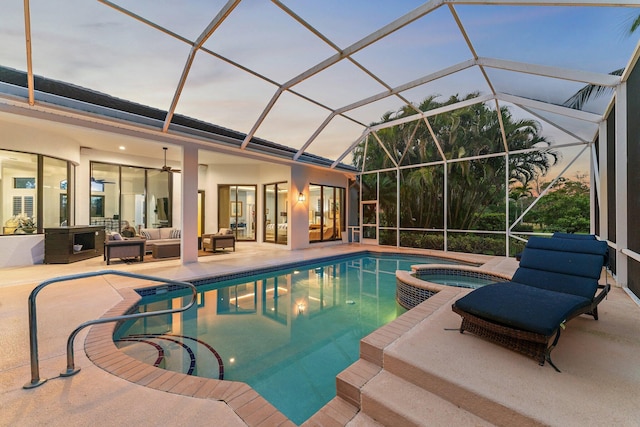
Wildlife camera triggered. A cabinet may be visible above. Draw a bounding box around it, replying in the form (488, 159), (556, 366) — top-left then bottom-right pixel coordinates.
(44, 226), (105, 264)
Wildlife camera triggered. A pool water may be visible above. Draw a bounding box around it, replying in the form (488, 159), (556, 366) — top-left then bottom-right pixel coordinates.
(116, 253), (457, 424)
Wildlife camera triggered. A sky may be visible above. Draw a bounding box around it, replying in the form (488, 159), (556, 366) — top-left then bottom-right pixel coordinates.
(1, 0), (639, 172)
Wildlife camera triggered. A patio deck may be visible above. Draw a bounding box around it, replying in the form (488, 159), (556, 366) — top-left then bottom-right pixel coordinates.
(1, 243), (638, 426)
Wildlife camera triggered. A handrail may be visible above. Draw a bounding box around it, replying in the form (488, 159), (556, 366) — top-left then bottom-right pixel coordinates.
(24, 270), (197, 389)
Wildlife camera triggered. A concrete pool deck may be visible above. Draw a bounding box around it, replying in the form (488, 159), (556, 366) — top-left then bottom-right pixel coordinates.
(1, 243), (638, 426)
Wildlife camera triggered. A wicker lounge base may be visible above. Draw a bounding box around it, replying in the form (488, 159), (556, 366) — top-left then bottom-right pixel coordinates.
(451, 305), (558, 369)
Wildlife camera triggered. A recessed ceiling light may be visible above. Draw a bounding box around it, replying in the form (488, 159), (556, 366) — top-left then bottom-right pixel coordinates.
(119, 146), (125, 150)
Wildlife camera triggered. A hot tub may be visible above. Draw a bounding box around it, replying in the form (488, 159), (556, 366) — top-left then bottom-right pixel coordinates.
(396, 264), (511, 309)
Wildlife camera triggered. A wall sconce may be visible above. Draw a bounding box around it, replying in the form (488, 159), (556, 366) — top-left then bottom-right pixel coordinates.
(297, 192), (306, 202)
(297, 303), (305, 315)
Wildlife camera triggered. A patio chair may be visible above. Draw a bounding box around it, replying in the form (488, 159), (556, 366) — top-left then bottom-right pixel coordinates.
(202, 228), (235, 252)
(452, 235), (609, 371)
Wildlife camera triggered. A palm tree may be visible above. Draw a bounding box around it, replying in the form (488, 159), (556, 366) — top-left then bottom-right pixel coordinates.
(564, 14), (639, 110)
(353, 93), (557, 231)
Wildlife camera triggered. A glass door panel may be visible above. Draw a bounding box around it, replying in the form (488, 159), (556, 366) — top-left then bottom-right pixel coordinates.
(121, 166), (145, 235)
(43, 157), (68, 228)
(91, 162), (120, 233)
(220, 184), (257, 241)
(264, 182), (287, 244)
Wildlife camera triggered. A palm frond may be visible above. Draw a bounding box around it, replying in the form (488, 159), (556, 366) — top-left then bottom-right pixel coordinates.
(563, 68), (624, 110)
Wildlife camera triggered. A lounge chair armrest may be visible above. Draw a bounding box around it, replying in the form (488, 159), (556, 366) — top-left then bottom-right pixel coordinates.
(593, 283), (610, 306)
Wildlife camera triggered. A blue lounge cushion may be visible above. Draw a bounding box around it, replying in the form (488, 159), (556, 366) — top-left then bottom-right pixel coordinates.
(453, 282), (592, 337)
(552, 232), (595, 240)
(526, 236), (608, 257)
(518, 248), (604, 280)
(512, 267), (598, 300)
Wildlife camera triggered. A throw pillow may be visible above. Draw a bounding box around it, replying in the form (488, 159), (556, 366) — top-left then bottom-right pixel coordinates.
(111, 232), (123, 240)
(140, 230), (151, 240)
(170, 229), (181, 239)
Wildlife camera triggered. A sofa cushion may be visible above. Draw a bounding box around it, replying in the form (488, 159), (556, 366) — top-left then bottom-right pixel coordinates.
(140, 228), (160, 240)
(159, 228), (175, 240)
(218, 228), (232, 235)
(453, 282), (592, 336)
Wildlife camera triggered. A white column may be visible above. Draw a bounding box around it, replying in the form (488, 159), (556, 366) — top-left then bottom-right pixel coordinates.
(181, 145), (199, 264)
(615, 83), (628, 287)
(598, 120), (608, 239)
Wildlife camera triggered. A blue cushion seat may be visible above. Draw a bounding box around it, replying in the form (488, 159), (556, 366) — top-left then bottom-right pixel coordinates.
(454, 282), (591, 337)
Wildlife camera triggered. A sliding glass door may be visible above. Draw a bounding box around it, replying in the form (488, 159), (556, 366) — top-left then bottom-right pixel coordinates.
(219, 185), (256, 241)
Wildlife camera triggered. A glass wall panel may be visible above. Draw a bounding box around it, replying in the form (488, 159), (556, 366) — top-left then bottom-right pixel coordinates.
(309, 184), (321, 232)
(379, 229), (397, 246)
(220, 184), (257, 241)
(120, 166), (145, 235)
(348, 178), (360, 227)
(147, 170), (171, 229)
(309, 184), (344, 243)
(277, 185), (288, 244)
(264, 182), (287, 244)
(379, 171), (397, 227)
(91, 162), (172, 234)
(448, 157), (505, 231)
(239, 186), (256, 241)
(361, 173), (377, 201)
(91, 162), (120, 232)
(42, 157), (68, 228)
(448, 232), (506, 256)
(1, 151), (38, 234)
(400, 166), (443, 228)
(399, 230), (444, 250)
(518, 146), (590, 234)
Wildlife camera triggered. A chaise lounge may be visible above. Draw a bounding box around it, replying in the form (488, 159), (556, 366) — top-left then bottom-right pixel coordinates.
(452, 235), (609, 371)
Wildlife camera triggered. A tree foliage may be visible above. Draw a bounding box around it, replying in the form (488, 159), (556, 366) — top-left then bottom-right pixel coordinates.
(525, 178), (590, 233)
(353, 93), (558, 231)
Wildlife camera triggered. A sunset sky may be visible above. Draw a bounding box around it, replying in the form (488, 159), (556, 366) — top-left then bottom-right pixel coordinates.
(1, 0), (639, 174)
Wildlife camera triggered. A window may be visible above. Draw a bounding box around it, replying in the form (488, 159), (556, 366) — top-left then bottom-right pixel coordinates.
(13, 177), (36, 189)
(1, 150), (72, 235)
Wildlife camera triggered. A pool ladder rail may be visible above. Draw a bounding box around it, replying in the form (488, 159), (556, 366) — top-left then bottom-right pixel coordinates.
(23, 270), (197, 389)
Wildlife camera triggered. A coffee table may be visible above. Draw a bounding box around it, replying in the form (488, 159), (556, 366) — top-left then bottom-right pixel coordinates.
(152, 241), (181, 259)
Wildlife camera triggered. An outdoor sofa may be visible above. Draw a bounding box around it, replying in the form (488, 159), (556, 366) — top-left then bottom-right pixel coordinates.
(452, 234), (609, 371)
(139, 227), (181, 253)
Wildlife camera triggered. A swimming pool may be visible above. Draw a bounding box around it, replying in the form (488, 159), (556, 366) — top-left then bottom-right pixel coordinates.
(115, 252), (458, 424)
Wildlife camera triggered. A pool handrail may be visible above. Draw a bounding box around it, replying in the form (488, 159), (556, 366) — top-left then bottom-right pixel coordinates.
(24, 270), (197, 389)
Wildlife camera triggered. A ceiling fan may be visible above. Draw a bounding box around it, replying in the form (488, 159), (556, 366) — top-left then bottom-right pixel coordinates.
(91, 177), (115, 184)
(161, 147), (181, 173)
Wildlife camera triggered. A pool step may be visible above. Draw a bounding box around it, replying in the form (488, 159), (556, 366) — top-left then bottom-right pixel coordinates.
(334, 286), (544, 426)
(360, 370), (493, 427)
